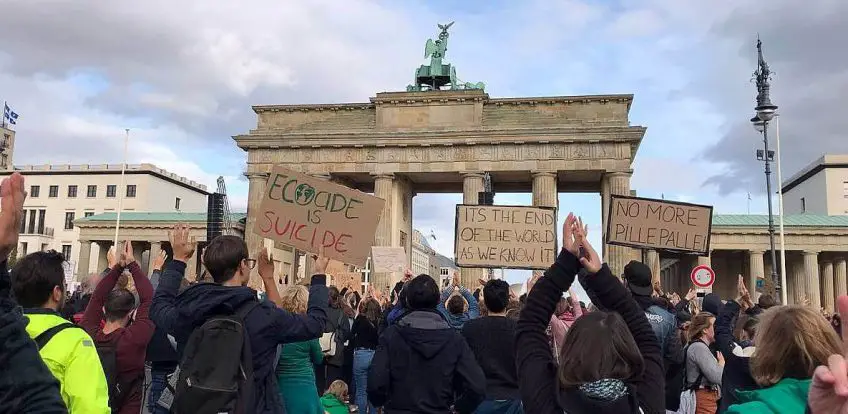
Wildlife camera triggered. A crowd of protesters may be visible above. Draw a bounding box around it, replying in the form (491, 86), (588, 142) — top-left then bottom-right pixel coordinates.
(3, 172), (848, 413)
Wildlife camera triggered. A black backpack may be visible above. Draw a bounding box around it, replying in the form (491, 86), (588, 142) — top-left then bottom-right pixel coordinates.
(95, 332), (141, 412)
(171, 300), (259, 414)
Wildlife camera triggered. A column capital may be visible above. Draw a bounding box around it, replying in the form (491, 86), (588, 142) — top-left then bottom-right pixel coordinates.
(804, 250), (822, 255)
(311, 173), (331, 180)
(605, 170), (633, 178)
(748, 249), (765, 255)
(244, 171), (269, 180)
(370, 173), (395, 180)
(531, 170), (557, 178)
(460, 171), (485, 179)
(78, 239), (92, 244)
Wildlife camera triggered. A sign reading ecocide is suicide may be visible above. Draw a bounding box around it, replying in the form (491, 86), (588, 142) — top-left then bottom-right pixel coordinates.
(455, 205), (557, 270)
(254, 166), (386, 267)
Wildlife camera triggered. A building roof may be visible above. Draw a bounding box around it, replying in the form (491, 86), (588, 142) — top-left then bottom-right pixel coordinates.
(782, 154), (848, 193)
(76, 212), (247, 223)
(713, 214), (848, 227)
(412, 229), (435, 250)
(7, 163), (210, 194)
(433, 253), (457, 269)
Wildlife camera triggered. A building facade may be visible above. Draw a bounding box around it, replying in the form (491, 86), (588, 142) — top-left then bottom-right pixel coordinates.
(433, 253), (458, 287)
(411, 229), (437, 277)
(2, 163), (208, 279)
(0, 126), (14, 171)
(782, 154), (848, 215)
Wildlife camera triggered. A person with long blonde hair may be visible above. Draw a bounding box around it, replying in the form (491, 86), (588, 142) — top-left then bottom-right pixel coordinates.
(684, 311), (724, 413)
(276, 285), (323, 414)
(728, 304), (842, 413)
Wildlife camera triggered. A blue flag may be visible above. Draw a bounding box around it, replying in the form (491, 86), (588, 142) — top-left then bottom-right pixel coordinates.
(3, 104), (19, 125)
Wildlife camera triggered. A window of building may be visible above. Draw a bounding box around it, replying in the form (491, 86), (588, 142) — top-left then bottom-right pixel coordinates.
(61, 244), (72, 259)
(86, 185), (97, 198)
(41, 243), (47, 252)
(106, 185), (116, 198)
(30, 185), (39, 198)
(64, 212), (75, 230)
(49, 185), (59, 198)
(20, 242), (27, 257)
(844, 181), (848, 199)
(84, 211), (95, 218)
(68, 185), (77, 198)
(27, 209), (36, 234)
(801, 197), (807, 213)
(175, 197), (181, 210)
(37, 210), (45, 234)
(19, 210), (26, 234)
(126, 185), (137, 198)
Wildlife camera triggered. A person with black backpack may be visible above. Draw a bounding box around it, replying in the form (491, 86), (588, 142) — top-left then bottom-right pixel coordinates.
(150, 224), (329, 414)
(80, 240), (155, 414)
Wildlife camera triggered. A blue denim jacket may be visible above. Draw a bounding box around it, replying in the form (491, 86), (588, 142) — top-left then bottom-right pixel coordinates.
(645, 305), (676, 356)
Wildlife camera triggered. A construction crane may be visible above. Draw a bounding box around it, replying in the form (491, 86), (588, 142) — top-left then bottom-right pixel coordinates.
(216, 176), (234, 235)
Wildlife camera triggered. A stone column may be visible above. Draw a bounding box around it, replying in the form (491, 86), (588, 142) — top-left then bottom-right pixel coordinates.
(821, 261), (835, 313)
(77, 240), (92, 281)
(604, 172), (634, 277)
(461, 172), (486, 287)
(748, 250), (765, 295)
(372, 174), (395, 292)
(836, 259), (848, 299)
(96, 241), (113, 272)
(532, 171), (558, 278)
(245, 172), (268, 289)
(600, 178), (610, 260)
(646, 249), (660, 285)
(147, 241), (161, 276)
(791, 258), (806, 305)
(186, 250), (198, 282)
(804, 251), (821, 309)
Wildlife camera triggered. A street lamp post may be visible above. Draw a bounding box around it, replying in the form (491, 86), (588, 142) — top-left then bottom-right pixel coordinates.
(750, 38), (780, 300)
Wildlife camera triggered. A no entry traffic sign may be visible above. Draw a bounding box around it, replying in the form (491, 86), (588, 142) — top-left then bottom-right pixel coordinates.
(690, 265), (715, 289)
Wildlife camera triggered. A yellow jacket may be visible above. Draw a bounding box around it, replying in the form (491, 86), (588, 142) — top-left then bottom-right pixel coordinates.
(24, 309), (111, 413)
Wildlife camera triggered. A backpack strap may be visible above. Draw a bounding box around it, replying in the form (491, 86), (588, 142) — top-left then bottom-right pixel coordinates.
(33, 323), (79, 350)
(683, 343), (706, 391)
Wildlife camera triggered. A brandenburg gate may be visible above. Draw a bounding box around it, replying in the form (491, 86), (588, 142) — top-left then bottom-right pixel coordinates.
(234, 23), (647, 291)
(235, 88), (646, 290)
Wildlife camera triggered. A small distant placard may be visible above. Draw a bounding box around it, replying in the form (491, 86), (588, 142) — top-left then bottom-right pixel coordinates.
(333, 272), (362, 293)
(326, 260), (348, 276)
(254, 166), (386, 267)
(371, 247), (408, 273)
(454, 205), (557, 270)
(606, 195), (713, 255)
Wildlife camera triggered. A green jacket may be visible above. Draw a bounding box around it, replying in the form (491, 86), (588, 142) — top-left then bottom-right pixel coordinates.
(320, 394), (348, 414)
(726, 378), (810, 414)
(25, 310), (111, 413)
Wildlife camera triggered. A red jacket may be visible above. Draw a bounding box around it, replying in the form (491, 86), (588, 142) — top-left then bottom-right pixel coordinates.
(81, 261), (155, 414)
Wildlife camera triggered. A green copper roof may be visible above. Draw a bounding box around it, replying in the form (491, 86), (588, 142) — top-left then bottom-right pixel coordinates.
(712, 214), (848, 227)
(76, 212), (246, 223)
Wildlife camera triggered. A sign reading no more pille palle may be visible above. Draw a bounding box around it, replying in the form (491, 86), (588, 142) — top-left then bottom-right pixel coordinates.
(606, 195), (713, 256)
(455, 205), (558, 270)
(254, 166), (386, 267)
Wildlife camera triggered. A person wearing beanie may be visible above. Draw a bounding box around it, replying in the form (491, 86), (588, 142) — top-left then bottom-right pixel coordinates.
(623, 260), (685, 411)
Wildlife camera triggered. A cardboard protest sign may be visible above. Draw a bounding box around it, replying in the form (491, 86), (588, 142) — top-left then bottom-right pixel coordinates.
(454, 205), (557, 270)
(254, 166), (386, 267)
(371, 247), (408, 273)
(606, 195), (713, 255)
(333, 272), (362, 293)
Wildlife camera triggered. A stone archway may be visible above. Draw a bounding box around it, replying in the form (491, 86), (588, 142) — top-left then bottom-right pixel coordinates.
(235, 89), (646, 290)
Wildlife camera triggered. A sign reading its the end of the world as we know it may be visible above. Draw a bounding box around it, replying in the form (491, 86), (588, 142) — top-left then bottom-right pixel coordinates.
(455, 205), (558, 270)
(606, 195), (713, 255)
(254, 166), (386, 267)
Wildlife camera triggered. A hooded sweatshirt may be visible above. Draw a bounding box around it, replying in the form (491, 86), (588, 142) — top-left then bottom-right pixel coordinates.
(725, 378), (811, 414)
(150, 260), (329, 414)
(367, 309), (486, 413)
(319, 394), (348, 414)
(437, 286), (479, 330)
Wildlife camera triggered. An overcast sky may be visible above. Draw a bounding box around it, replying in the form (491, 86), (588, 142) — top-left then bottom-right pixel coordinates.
(2, 0), (846, 286)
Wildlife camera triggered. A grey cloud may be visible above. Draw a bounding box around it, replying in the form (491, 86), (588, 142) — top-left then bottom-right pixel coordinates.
(695, 0), (848, 193)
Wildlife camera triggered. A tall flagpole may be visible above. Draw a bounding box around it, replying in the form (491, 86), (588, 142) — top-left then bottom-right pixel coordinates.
(775, 115), (787, 304)
(1, 101), (6, 129)
(114, 129), (129, 248)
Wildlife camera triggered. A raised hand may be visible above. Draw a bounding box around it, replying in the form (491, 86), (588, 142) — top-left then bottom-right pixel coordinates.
(107, 246), (118, 269)
(809, 295), (848, 413)
(168, 224), (196, 263)
(121, 240), (135, 266)
(685, 288), (697, 302)
(0, 173), (26, 260)
(575, 227), (602, 274)
(562, 213), (579, 257)
(403, 268), (414, 281)
(153, 250), (167, 271)
(258, 247), (275, 280)
(312, 246), (329, 275)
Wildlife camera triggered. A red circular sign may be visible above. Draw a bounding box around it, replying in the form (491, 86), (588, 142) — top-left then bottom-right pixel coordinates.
(690, 265), (715, 288)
